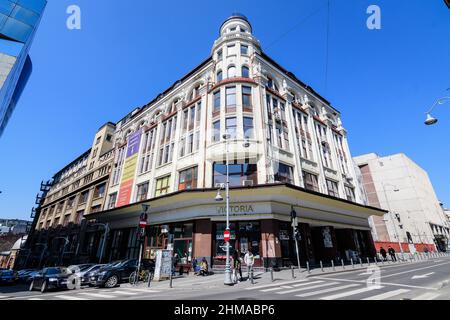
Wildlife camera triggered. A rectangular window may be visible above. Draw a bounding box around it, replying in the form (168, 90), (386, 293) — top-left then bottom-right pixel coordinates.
(155, 176), (171, 197)
(75, 210), (85, 224)
(345, 186), (356, 202)
(302, 171), (319, 192)
(226, 87), (236, 112)
(241, 44), (248, 55)
(108, 193), (117, 209)
(242, 86), (252, 111)
(243, 117), (254, 139)
(226, 117), (237, 139)
(67, 197), (75, 209)
(178, 166), (198, 190)
(79, 190), (89, 204)
(213, 91), (221, 115)
(179, 137), (186, 157)
(136, 182), (149, 202)
(217, 49), (223, 60)
(213, 120), (221, 142)
(274, 163), (293, 184)
(187, 133), (194, 154)
(326, 179), (339, 197)
(93, 183), (106, 198)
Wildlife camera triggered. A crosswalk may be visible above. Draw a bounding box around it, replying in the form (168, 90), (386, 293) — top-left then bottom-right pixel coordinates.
(247, 279), (441, 300)
(21, 287), (162, 301)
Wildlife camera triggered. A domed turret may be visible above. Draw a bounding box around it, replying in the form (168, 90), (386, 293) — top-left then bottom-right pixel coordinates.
(219, 13), (252, 36)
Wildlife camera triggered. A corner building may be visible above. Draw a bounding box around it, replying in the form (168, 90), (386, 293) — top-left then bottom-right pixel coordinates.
(86, 15), (384, 268)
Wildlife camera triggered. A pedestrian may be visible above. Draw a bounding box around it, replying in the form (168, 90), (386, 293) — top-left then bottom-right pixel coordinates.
(199, 257), (209, 276)
(192, 258), (200, 275)
(380, 247), (387, 261)
(232, 250), (243, 282)
(388, 246), (397, 261)
(244, 250), (254, 281)
(172, 253), (179, 276)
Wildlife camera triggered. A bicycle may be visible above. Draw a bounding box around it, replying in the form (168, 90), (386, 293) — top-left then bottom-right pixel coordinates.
(129, 269), (152, 285)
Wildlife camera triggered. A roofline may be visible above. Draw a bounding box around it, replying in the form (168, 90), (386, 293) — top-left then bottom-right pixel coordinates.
(52, 149), (91, 179)
(259, 51), (340, 114)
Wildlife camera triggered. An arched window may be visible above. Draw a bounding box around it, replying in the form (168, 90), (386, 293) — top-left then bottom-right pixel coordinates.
(190, 84), (202, 100)
(242, 66), (250, 78)
(217, 70), (223, 82)
(227, 66), (236, 78)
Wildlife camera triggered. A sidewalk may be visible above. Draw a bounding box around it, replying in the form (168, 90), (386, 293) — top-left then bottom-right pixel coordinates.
(137, 252), (450, 291)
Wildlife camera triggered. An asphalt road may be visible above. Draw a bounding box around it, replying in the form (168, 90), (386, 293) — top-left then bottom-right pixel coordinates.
(2, 255), (450, 300)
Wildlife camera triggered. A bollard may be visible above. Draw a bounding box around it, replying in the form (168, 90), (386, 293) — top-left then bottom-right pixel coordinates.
(270, 267), (274, 282)
(250, 267), (254, 284)
(341, 259), (345, 269)
(169, 272), (173, 288)
(306, 261), (310, 273)
(351, 258), (354, 269)
(320, 260), (324, 272)
(359, 258), (363, 268)
(367, 257), (370, 266)
(291, 265), (295, 279)
(331, 260), (335, 271)
(147, 272), (152, 288)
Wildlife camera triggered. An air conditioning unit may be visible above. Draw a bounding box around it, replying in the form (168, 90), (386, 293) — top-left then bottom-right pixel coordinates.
(242, 180), (254, 187)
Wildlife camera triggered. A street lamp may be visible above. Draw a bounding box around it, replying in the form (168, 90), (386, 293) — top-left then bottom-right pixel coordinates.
(381, 182), (405, 260)
(424, 95), (450, 126)
(214, 134), (250, 286)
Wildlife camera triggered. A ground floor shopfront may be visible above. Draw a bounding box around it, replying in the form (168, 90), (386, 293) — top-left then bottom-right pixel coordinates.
(89, 184), (385, 268)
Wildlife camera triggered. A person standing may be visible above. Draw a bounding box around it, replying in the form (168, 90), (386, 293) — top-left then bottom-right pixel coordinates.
(388, 246), (397, 261)
(232, 250), (243, 282)
(380, 247), (387, 261)
(244, 250), (254, 281)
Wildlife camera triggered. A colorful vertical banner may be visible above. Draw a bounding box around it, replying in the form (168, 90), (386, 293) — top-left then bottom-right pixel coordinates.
(116, 129), (142, 207)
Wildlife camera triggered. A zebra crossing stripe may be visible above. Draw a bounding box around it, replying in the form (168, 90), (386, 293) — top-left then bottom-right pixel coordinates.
(122, 288), (161, 293)
(362, 289), (410, 300)
(296, 284), (360, 298)
(260, 281), (323, 293)
(27, 298), (45, 300)
(0, 296), (9, 299)
(245, 279), (309, 290)
(77, 292), (116, 299)
(54, 295), (88, 300)
(412, 292), (441, 300)
(109, 290), (138, 295)
(276, 282), (339, 295)
(321, 286), (384, 300)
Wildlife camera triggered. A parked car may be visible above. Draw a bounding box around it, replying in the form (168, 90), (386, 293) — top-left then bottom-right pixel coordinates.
(75, 264), (104, 286)
(29, 267), (71, 293)
(0, 269), (18, 285)
(67, 264), (94, 274)
(17, 269), (40, 283)
(90, 259), (154, 288)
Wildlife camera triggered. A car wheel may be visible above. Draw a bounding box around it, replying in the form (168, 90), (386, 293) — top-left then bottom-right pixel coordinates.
(29, 280), (34, 291)
(40, 281), (47, 293)
(104, 275), (118, 288)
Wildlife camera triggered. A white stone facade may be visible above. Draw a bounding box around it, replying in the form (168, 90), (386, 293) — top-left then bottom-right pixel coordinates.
(104, 15), (365, 212)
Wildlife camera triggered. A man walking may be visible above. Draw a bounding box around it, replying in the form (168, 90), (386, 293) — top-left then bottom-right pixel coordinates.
(244, 250), (254, 281)
(380, 247), (387, 261)
(388, 246), (397, 262)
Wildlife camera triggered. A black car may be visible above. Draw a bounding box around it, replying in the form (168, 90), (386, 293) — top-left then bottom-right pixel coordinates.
(17, 269), (40, 283)
(0, 269), (18, 285)
(29, 267), (71, 293)
(76, 264), (104, 286)
(90, 259), (154, 288)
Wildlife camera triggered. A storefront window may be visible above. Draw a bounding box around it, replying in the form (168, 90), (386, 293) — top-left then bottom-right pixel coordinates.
(172, 223), (194, 263)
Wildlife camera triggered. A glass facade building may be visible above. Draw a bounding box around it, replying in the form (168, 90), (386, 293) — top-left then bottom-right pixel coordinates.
(0, 0), (46, 137)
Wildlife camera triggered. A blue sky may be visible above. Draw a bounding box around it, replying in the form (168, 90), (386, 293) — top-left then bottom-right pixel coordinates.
(0, 0), (449, 220)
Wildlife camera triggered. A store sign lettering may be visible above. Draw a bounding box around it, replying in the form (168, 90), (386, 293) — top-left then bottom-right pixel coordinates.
(216, 205), (254, 215)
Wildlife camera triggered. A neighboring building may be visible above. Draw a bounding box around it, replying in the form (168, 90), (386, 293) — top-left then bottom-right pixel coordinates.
(0, 218), (31, 234)
(0, 0), (47, 137)
(0, 235), (26, 269)
(19, 123), (116, 268)
(354, 153), (449, 253)
(22, 14), (384, 269)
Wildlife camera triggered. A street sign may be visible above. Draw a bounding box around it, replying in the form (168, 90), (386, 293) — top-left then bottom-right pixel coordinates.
(139, 220), (147, 228)
(224, 230), (231, 242)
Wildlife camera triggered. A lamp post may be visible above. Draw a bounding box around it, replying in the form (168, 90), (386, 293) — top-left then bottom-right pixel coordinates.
(290, 206), (301, 271)
(424, 94), (450, 126)
(381, 182), (405, 260)
(215, 133), (250, 286)
(136, 204), (150, 284)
